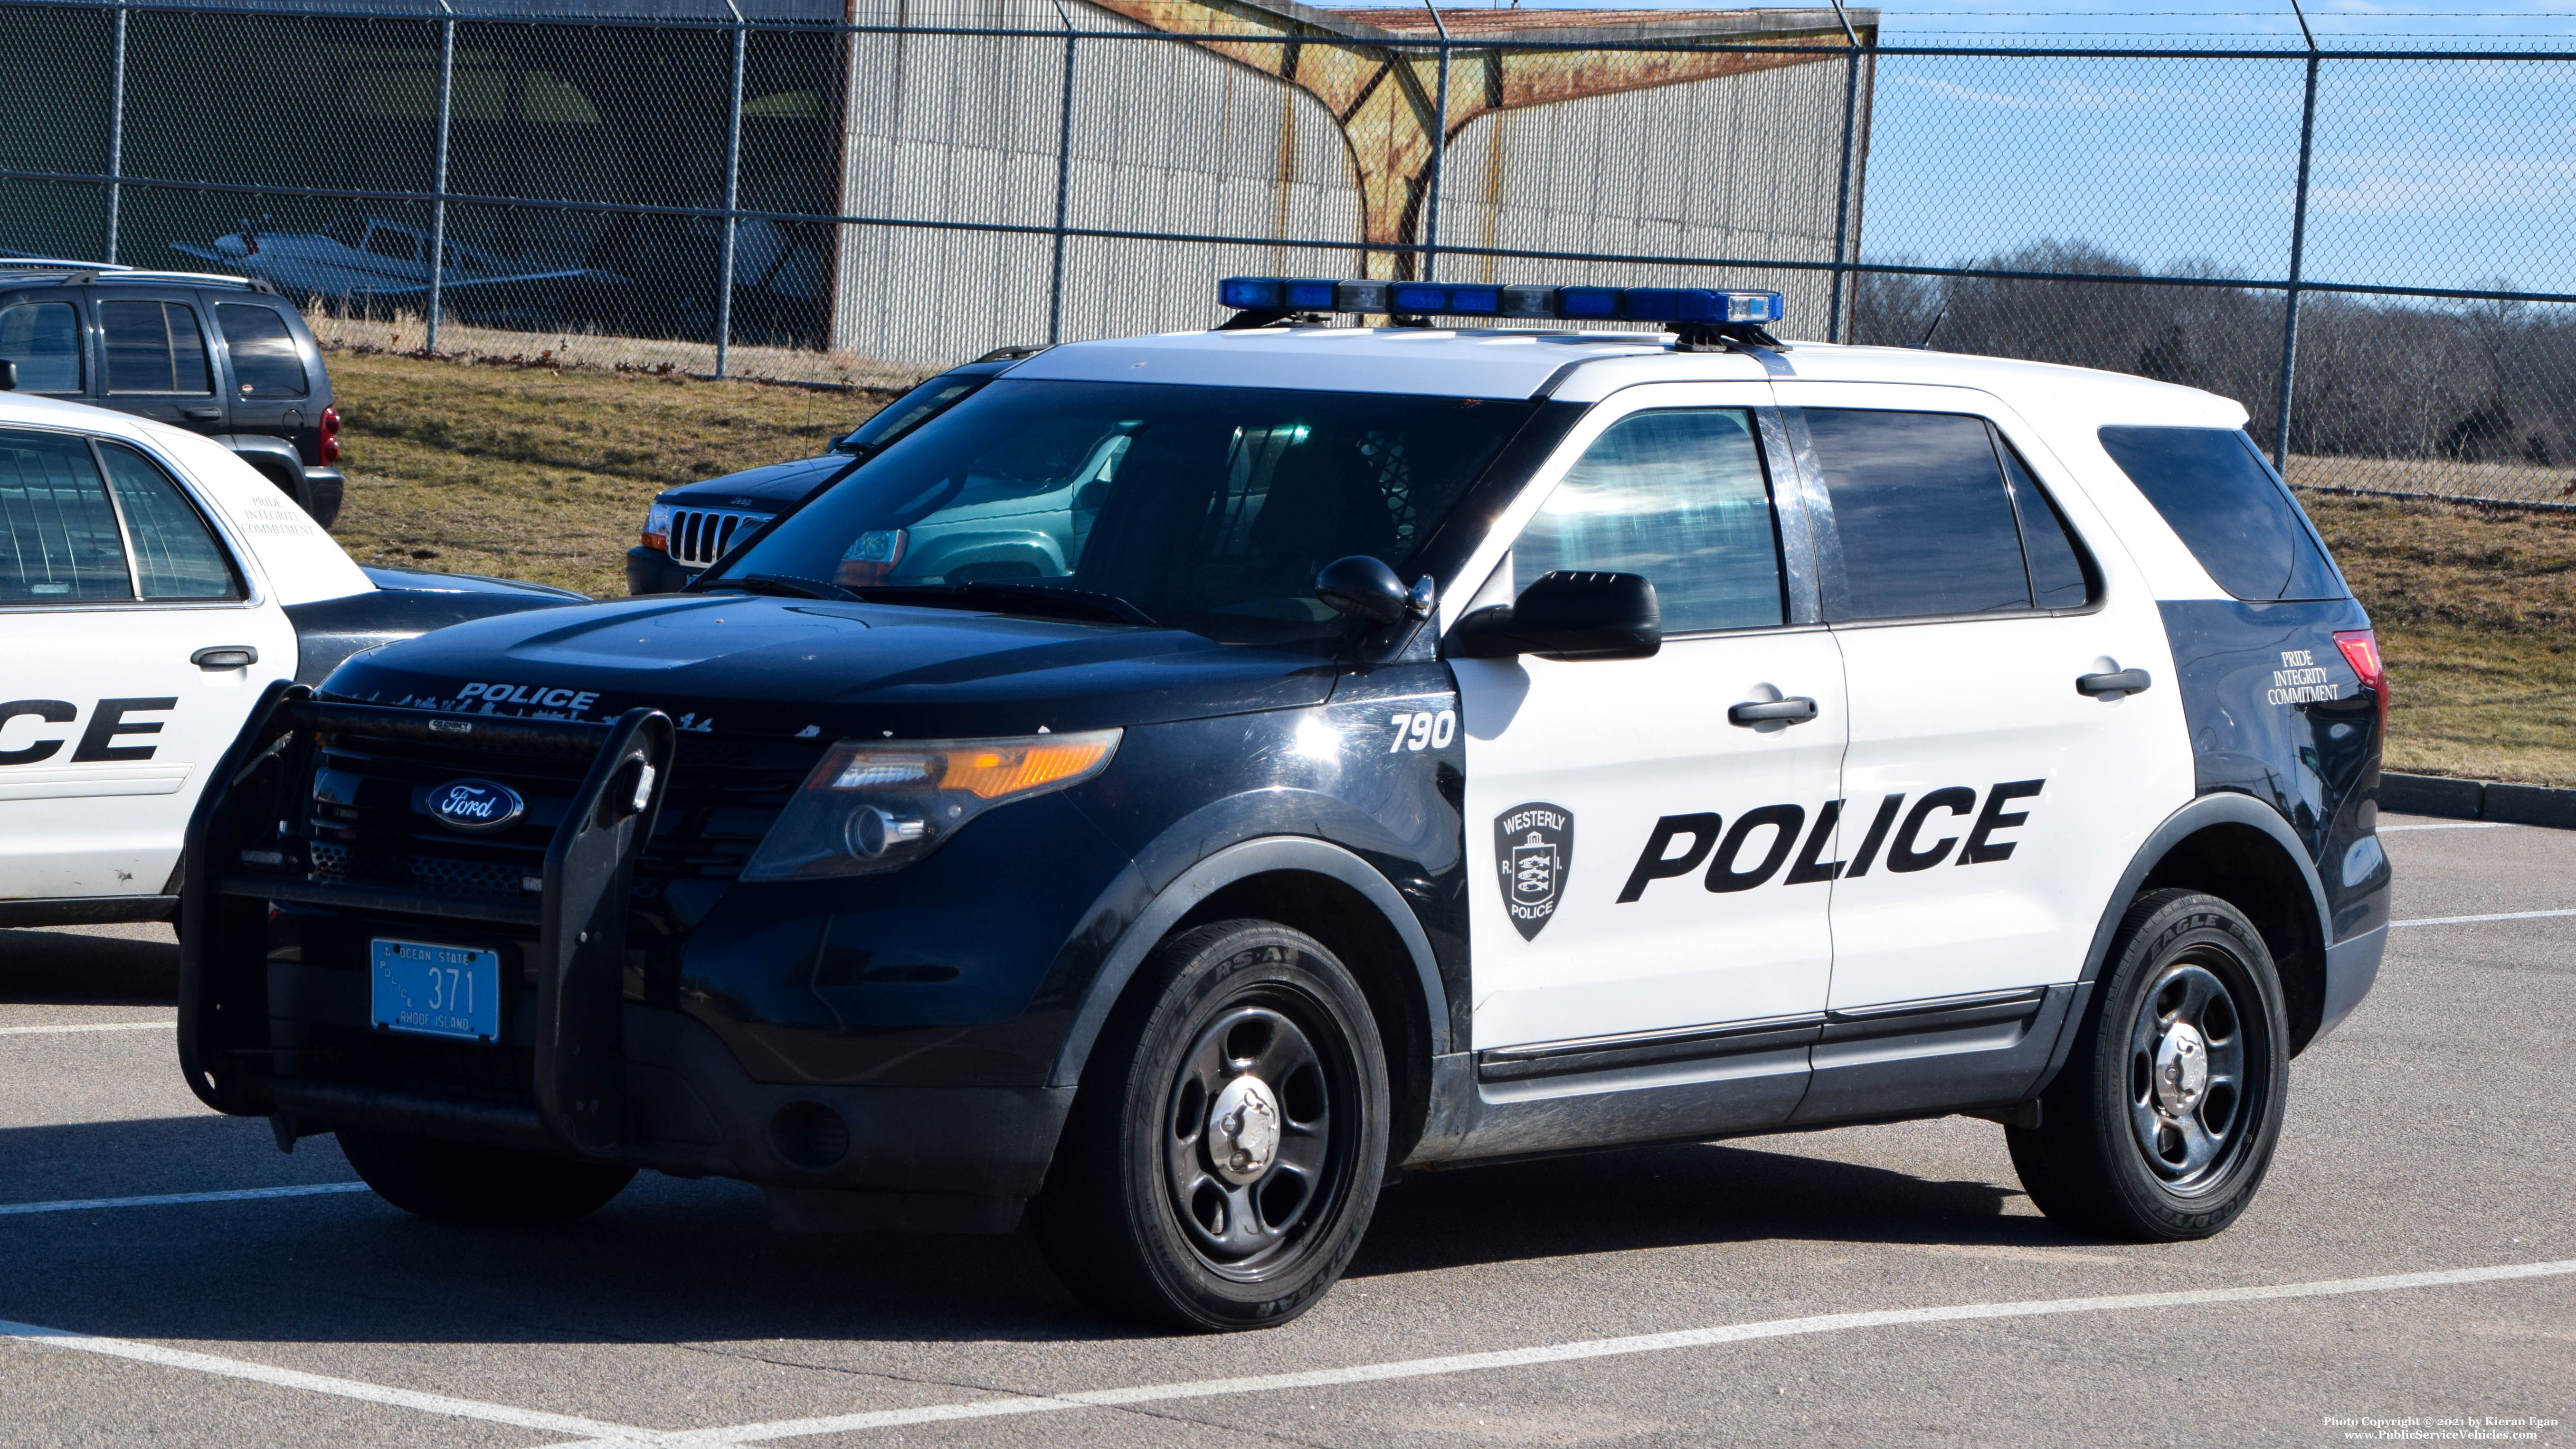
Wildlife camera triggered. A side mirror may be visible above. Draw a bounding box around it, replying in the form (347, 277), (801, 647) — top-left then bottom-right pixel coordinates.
(1448, 570), (1660, 661)
(0, 358), (16, 392)
(1316, 555), (1410, 626)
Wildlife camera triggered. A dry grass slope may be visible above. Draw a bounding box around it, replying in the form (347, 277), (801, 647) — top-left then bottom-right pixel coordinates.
(325, 351), (908, 597)
(2302, 495), (2576, 788)
(318, 351), (2576, 786)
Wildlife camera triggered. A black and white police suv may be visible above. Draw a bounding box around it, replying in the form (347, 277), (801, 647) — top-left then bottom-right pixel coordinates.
(181, 278), (2388, 1331)
(0, 387), (581, 931)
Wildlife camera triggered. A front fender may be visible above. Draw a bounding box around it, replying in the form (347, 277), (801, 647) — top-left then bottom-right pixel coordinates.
(1044, 832), (1450, 1089)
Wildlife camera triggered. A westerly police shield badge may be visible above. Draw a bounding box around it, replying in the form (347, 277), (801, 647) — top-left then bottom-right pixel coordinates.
(1493, 802), (1573, 941)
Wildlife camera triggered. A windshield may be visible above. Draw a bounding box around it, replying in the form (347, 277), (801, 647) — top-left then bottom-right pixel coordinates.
(711, 379), (1539, 645)
(839, 373), (986, 452)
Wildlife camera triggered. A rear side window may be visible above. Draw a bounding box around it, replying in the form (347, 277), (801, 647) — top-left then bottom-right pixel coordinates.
(101, 301), (213, 395)
(215, 304), (309, 398)
(1516, 408), (1786, 633)
(99, 443), (241, 599)
(1998, 443), (2094, 609)
(0, 302), (83, 393)
(0, 429), (130, 602)
(2097, 426), (2342, 601)
(1806, 409), (2031, 620)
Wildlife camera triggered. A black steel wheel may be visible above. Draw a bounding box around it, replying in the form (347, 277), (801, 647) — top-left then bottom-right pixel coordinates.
(2008, 889), (2290, 1240)
(1035, 920), (1389, 1331)
(337, 1128), (635, 1226)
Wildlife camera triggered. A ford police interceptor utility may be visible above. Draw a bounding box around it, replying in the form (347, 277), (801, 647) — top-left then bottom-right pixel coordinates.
(180, 279), (2388, 1332)
(0, 386), (580, 930)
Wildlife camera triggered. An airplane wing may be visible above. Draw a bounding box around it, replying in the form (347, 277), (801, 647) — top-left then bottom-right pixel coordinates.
(168, 242), (227, 262)
(436, 268), (627, 290)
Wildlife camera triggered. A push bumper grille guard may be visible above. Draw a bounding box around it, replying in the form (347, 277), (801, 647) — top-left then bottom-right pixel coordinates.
(178, 682), (675, 1161)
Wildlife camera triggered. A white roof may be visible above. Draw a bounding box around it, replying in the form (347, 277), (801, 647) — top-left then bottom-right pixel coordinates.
(1018, 325), (2245, 426)
(0, 391), (371, 606)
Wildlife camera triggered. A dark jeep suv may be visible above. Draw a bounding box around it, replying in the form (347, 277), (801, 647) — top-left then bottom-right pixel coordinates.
(0, 259), (347, 525)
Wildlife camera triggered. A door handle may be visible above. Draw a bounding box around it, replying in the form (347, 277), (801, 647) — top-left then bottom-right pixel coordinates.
(1728, 696), (1819, 726)
(180, 405), (222, 421)
(2076, 668), (2151, 697)
(191, 646), (258, 669)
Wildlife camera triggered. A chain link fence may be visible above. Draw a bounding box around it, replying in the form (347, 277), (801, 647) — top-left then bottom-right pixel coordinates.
(2, 0), (2571, 506)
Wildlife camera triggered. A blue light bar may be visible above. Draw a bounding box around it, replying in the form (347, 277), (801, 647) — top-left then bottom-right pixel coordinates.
(1216, 276), (1785, 329)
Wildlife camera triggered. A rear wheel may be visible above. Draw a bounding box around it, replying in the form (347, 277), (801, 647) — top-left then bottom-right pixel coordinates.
(2008, 889), (2289, 1240)
(1034, 920), (1389, 1331)
(337, 1128), (635, 1226)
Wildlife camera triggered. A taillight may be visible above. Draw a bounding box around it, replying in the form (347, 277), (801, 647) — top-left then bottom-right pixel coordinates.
(2334, 629), (2387, 726)
(318, 405), (341, 466)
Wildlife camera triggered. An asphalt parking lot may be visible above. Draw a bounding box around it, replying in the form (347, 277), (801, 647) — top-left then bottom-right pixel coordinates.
(2, 814), (2568, 1449)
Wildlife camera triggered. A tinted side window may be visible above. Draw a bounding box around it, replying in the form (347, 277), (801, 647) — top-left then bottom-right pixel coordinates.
(99, 443), (241, 600)
(847, 376), (981, 451)
(2097, 426), (2341, 602)
(1515, 408), (1785, 633)
(214, 304), (309, 399)
(1998, 442), (2094, 609)
(0, 430), (131, 602)
(1806, 409), (2028, 620)
(101, 301), (212, 395)
(0, 302), (83, 393)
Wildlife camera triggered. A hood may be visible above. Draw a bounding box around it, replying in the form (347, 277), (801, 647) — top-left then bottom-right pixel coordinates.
(657, 453), (849, 508)
(319, 593), (1338, 738)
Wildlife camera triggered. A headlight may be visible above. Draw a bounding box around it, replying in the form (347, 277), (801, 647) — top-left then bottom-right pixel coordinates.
(741, 730), (1122, 880)
(642, 502), (674, 551)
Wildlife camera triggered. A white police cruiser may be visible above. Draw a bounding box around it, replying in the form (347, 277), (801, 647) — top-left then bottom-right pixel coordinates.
(0, 386), (579, 930)
(180, 279), (2387, 1331)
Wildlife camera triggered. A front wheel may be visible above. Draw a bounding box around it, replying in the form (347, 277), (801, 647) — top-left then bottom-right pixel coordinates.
(1034, 920), (1390, 1331)
(2008, 889), (2290, 1240)
(337, 1128), (635, 1226)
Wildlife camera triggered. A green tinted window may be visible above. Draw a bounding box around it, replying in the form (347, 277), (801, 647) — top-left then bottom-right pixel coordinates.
(0, 431), (131, 603)
(99, 443), (240, 600)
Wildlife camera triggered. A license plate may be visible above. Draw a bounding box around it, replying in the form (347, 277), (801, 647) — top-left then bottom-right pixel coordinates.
(369, 939), (501, 1042)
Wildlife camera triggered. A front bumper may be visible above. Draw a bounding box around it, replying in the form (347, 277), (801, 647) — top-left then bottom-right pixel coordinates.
(181, 686), (1073, 1218)
(625, 545), (697, 596)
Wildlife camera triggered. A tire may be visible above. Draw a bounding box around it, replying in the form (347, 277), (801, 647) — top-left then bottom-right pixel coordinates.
(1034, 920), (1390, 1331)
(337, 1128), (635, 1226)
(2008, 889), (2291, 1241)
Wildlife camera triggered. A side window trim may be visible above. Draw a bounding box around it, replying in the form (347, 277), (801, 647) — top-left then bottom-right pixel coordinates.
(1986, 424), (2104, 614)
(1771, 405), (1847, 624)
(1792, 403), (2114, 628)
(97, 436), (255, 605)
(88, 437), (149, 600)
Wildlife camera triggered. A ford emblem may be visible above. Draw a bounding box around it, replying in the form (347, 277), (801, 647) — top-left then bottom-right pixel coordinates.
(426, 779), (526, 835)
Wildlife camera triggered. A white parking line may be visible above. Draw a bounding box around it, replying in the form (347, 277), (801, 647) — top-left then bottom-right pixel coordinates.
(0, 1183), (372, 1218)
(0, 1020), (175, 1036)
(2380, 822), (2518, 833)
(1, 1317), (678, 1444)
(2392, 908), (2576, 928)
(523, 1259), (2576, 1449)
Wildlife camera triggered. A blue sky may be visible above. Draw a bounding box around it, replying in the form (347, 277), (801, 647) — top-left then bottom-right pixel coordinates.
(1421, 0), (2576, 295)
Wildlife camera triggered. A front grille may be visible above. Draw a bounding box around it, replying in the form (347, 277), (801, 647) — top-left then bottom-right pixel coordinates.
(297, 728), (817, 908)
(668, 508), (767, 568)
(308, 841), (534, 901)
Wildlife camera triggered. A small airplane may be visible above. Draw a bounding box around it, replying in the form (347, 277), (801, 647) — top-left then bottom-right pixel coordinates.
(170, 216), (622, 301)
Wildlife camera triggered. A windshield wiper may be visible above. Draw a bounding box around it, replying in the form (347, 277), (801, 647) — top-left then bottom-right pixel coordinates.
(713, 573), (857, 602)
(845, 582), (1155, 627)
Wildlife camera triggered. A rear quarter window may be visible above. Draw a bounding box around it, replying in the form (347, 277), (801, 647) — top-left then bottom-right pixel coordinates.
(2097, 426), (2343, 602)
